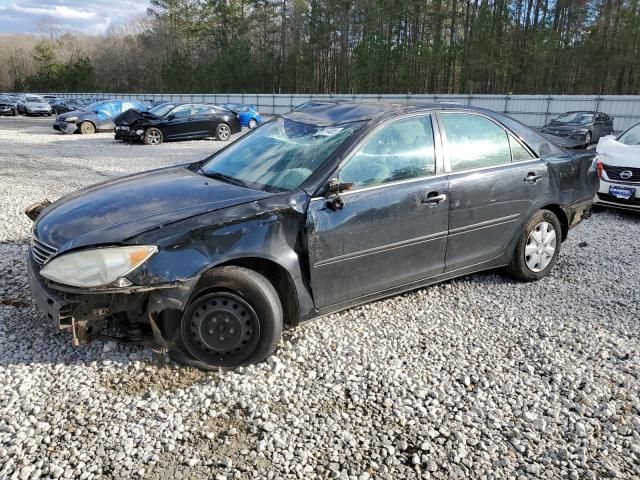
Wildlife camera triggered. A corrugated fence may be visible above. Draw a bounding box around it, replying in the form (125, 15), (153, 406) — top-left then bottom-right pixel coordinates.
(49, 93), (640, 131)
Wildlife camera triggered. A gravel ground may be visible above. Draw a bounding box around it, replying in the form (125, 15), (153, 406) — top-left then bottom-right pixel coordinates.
(0, 116), (639, 480)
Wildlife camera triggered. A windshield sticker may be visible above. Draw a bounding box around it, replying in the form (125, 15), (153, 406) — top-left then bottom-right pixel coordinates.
(315, 127), (344, 136)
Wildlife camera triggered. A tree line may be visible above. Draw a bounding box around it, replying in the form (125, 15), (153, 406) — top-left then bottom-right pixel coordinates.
(1, 0), (639, 95)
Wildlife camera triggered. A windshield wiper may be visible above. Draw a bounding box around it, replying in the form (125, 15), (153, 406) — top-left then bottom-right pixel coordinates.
(196, 167), (249, 188)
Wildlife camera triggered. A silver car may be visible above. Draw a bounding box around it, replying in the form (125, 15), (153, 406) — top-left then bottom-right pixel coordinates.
(17, 95), (53, 116)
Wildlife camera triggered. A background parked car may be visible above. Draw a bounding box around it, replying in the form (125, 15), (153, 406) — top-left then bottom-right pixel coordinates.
(594, 121), (640, 211)
(540, 111), (613, 146)
(0, 95), (18, 116)
(114, 103), (241, 145)
(53, 100), (147, 134)
(51, 98), (87, 115)
(17, 95), (52, 116)
(221, 103), (262, 129)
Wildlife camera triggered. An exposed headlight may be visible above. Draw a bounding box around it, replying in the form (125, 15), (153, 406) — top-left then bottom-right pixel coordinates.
(40, 245), (157, 288)
(65, 116), (78, 123)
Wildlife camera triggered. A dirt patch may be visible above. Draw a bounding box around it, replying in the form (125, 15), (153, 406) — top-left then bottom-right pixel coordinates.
(100, 362), (210, 396)
(0, 297), (29, 307)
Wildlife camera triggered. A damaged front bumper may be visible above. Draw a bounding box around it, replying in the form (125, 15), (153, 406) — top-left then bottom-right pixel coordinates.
(114, 126), (144, 141)
(27, 254), (195, 349)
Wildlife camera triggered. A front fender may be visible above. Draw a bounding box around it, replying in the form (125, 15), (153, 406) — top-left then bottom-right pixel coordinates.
(127, 195), (316, 321)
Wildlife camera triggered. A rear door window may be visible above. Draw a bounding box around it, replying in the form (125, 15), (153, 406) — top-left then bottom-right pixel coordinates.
(440, 113), (511, 172)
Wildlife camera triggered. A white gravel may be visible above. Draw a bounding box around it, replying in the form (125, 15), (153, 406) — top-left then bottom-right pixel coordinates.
(1, 116), (639, 480)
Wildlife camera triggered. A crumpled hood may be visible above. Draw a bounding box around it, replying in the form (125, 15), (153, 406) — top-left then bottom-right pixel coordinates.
(35, 166), (273, 253)
(543, 122), (588, 132)
(115, 109), (159, 126)
(597, 136), (640, 167)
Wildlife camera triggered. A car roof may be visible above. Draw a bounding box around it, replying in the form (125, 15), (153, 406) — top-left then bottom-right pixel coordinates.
(284, 100), (562, 157)
(560, 111), (598, 114)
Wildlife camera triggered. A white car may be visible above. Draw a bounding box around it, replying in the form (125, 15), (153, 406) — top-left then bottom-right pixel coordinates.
(594, 122), (640, 211)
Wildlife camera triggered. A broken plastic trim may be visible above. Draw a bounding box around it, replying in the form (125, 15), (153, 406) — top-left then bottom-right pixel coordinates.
(25, 199), (51, 221)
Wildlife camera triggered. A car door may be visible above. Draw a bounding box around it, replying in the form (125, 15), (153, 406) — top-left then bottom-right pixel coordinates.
(187, 105), (215, 138)
(437, 111), (547, 272)
(306, 114), (449, 308)
(162, 105), (193, 139)
(94, 101), (120, 130)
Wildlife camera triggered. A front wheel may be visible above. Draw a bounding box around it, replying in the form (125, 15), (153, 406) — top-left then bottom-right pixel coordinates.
(143, 127), (163, 145)
(508, 210), (561, 281)
(79, 121), (95, 134)
(248, 119), (258, 129)
(177, 266), (283, 369)
(216, 123), (231, 141)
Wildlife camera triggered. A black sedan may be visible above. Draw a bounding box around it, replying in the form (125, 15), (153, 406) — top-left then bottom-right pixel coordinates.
(114, 103), (241, 145)
(0, 95), (18, 116)
(25, 102), (598, 369)
(540, 111), (614, 147)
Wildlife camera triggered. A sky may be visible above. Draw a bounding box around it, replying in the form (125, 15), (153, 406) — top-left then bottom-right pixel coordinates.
(0, 0), (150, 35)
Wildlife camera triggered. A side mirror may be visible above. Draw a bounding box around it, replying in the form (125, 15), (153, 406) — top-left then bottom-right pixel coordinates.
(324, 178), (353, 211)
(166, 113), (175, 120)
(324, 178), (353, 195)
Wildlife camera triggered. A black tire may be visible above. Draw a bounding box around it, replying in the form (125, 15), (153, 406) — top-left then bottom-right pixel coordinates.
(176, 266), (283, 368)
(79, 121), (95, 134)
(216, 123), (232, 141)
(508, 210), (562, 282)
(143, 127), (163, 145)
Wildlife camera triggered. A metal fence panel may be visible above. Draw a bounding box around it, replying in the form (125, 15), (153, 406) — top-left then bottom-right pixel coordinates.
(46, 92), (640, 130)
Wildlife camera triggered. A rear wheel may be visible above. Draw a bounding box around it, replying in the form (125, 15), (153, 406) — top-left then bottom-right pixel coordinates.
(248, 119), (258, 129)
(79, 121), (95, 134)
(177, 266), (283, 368)
(508, 210), (561, 281)
(216, 123), (231, 141)
(143, 127), (163, 145)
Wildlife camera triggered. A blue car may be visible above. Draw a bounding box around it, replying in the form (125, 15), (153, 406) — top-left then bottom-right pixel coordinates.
(222, 104), (262, 129)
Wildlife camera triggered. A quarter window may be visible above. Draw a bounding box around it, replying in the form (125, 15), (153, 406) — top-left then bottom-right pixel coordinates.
(441, 113), (511, 172)
(509, 135), (534, 161)
(339, 116), (436, 189)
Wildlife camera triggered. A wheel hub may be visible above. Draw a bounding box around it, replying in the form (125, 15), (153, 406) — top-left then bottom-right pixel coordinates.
(182, 292), (260, 366)
(524, 221), (557, 273)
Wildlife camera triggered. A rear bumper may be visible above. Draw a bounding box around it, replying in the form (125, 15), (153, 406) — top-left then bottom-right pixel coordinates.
(563, 197), (593, 229)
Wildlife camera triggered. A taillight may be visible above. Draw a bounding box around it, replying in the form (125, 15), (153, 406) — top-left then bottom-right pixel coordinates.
(596, 160), (604, 179)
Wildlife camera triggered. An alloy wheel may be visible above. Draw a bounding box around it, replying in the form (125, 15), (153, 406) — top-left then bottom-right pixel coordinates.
(146, 129), (162, 145)
(217, 124), (231, 141)
(524, 221), (557, 272)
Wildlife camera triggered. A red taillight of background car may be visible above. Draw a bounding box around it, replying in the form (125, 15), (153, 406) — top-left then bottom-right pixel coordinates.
(596, 160), (604, 178)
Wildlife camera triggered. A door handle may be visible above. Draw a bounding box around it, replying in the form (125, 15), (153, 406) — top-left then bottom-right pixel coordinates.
(524, 172), (542, 184)
(421, 192), (447, 206)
